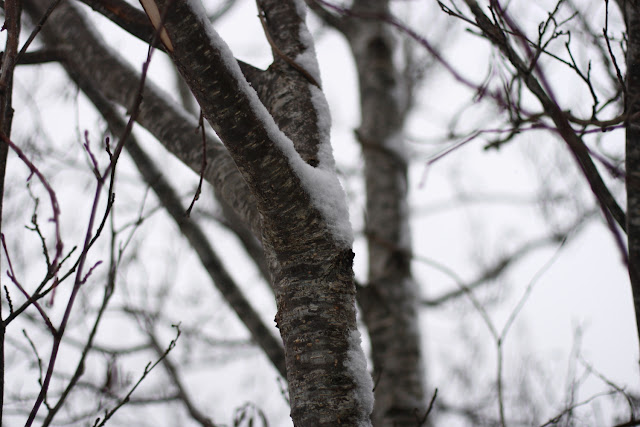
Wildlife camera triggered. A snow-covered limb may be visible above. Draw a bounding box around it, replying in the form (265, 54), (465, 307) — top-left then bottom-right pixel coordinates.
(150, 0), (352, 247)
(143, 0), (372, 425)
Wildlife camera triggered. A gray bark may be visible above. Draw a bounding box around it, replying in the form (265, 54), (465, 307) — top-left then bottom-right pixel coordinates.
(151, 1), (372, 423)
(309, 1), (428, 424)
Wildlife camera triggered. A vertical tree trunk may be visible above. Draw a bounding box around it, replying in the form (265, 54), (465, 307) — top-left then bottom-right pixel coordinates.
(346, 1), (428, 424)
(624, 1), (640, 356)
(137, 0), (378, 424)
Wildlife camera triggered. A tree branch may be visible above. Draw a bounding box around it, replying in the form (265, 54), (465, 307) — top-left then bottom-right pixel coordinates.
(22, 0), (264, 240)
(72, 67), (287, 378)
(461, 0), (627, 234)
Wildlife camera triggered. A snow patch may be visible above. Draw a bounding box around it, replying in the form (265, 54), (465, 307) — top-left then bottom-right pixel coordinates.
(347, 329), (375, 426)
(184, 0), (353, 247)
(295, 23), (322, 86)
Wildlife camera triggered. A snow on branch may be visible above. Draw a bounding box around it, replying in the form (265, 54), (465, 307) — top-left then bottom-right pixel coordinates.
(149, 0), (353, 246)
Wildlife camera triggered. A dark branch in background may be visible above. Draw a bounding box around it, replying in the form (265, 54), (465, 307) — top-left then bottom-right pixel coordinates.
(1, 235), (55, 334)
(421, 226), (572, 307)
(92, 325), (181, 427)
(39, 209), (123, 426)
(185, 112), (207, 217)
(145, 322), (215, 427)
(77, 0), (263, 78)
(18, 2), (174, 422)
(539, 390), (618, 427)
(78, 0), (166, 52)
(310, 0), (485, 93)
(69, 65), (287, 378)
(579, 358), (638, 424)
(24, 0), (265, 240)
(15, 0), (62, 65)
(12, 48), (65, 64)
(202, 197), (271, 285)
(603, 0), (626, 93)
(416, 388), (438, 426)
(304, 0), (345, 30)
(314, 0), (627, 238)
(460, 0), (626, 232)
(0, 135), (63, 286)
(567, 0), (622, 91)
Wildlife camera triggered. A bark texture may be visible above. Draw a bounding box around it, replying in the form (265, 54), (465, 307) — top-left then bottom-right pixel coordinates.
(308, 1), (428, 424)
(25, 0), (374, 424)
(23, 0), (263, 238)
(152, 2), (371, 423)
(624, 1), (640, 356)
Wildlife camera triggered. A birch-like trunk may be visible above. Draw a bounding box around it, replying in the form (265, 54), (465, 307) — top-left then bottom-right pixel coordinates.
(24, 0), (374, 424)
(348, 3), (427, 424)
(307, 1), (428, 423)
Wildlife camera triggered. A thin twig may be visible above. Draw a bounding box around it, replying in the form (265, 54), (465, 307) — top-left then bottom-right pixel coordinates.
(15, 0), (64, 65)
(92, 325), (181, 427)
(185, 111), (207, 217)
(22, 3), (174, 423)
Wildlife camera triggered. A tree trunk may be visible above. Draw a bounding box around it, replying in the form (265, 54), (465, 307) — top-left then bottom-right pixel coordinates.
(24, 0), (375, 424)
(623, 0), (640, 357)
(306, 1), (428, 423)
(346, 2), (427, 424)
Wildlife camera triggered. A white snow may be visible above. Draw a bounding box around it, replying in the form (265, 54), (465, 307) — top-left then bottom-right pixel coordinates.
(347, 329), (375, 426)
(295, 25), (322, 87)
(293, 1), (322, 86)
(185, 0), (353, 247)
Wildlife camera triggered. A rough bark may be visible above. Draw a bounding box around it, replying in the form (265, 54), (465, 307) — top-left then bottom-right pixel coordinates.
(147, 2), (372, 424)
(22, 0), (263, 239)
(623, 1), (640, 357)
(25, 0), (374, 424)
(308, 1), (428, 424)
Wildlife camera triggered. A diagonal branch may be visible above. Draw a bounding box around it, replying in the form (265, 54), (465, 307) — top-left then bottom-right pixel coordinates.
(78, 0), (158, 49)
(462, 0), (626, 234)
(150, 0), (349, 248)
(145, 326), (216, 427)
(72, 67), (287, 378)
(77, 0), (265, 79)
(23, 0), (263, 240)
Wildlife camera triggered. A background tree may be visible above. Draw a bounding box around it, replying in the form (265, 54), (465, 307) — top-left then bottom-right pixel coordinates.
(0, 0), (638, 426)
